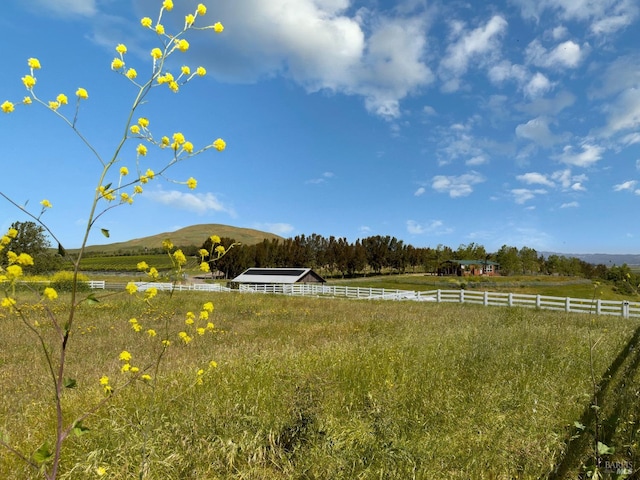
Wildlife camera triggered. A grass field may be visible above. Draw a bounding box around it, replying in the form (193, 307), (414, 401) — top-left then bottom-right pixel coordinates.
(1, 291), (639, 479)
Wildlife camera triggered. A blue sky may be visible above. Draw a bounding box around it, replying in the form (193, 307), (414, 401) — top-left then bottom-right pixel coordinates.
(1, 0), (640, 254)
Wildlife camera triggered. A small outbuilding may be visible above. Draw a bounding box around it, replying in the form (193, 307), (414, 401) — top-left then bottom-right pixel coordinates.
(231, 268), (326, 284)
(438, 259), (500, 276)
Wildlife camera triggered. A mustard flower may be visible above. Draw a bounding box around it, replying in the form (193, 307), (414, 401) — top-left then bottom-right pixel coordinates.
(129, 318), (138, 325)
(155, 24), (165, 35)
(162, 339), (171, 347)
(1, 297), (17, 309)
(16, 253), (34, 266)
(151, 48), (163, 60)
(7, 228), (18, 238)
(40, 199), (52, 208)
(99, 376), (109, 386)
(209, 360), (218, 369)
(185, 317), (194, 325)
(111, 58), (125, 70)
(136, 144), (148, 156)
(1, 101), (14, 114)
(206, 322), (215, 330)
(199, 310), (209, 320)
(210, 235), (221, 244)
(215, 245), (226, 255)
(200, 262), (210, 272)
(96, 466), (107, 476)
(125, 68), (137, 80)
(213, 138), (226, 151)
(181, 65), (191, 76)
(147, 329), (157, 337)
(119, 350), (132, 362)
(1, 236), (11, 245)
(132, 323), (142, 332)
(121, 363), (130, 373)
(162, 239), (173, 251)
(23, 96), (32, 105)
(172, 132), (185, 145)
(163, 0), (173, 11)
(137, 261), (149, 271)
(140, 175), (149, 184)
(49, 100), (60, 111)
(169, 81), (179, 93)
(185, 14), (195, 27)
(146, 168), (155, 179)
(76, 87), (88, 99)
(145, 287), (158, 299)
(27, 57), (41, 69)
(138, 117), (149, 128)
(6, 251), (17, 264)
(134, 185), (143, 194)
(186, 311), (196, 322)
(43, 287), (58, 300)
(141, 374), (152, 381)
(197, 328), (206, 336)
(176, 39), (190, 52)
(186, 177), (197, 189)
(130, 125), (141, 135)
(213, 22), (224, 33)
(196, 66), (206, 76)
(160, 136), (170, 148)
(203, 301), (214, 313)
(197, 4), (207, 15)
(120, 166), (129, 176)
(198, 248), (209, 257)
(56, 93), (68, 105)
(173, 249), (187, 265)
(115, 43), (127, 54)
(22, 75), (36, 89)
(125, 282), (138, 294)
(183, 141), (194, 153)
(141, 17), (152, 28)
(120, 192), (132, 204)
(6, 265), (23, 279)
(148, 267), (159, 278)
(178, 331), (192, 344)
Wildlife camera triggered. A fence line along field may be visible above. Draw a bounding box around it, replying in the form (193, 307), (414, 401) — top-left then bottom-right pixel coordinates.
(2, 291), (639, 478)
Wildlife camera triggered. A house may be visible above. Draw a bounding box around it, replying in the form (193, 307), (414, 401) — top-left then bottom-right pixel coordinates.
(438, 259), (499, 276)
(231, 268), (326, 284)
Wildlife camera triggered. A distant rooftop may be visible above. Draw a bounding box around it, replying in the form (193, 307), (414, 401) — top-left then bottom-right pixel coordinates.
(232, 268), (325, 284)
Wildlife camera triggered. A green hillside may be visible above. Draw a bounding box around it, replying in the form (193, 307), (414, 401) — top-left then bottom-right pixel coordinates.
(75, 224), (283, 255)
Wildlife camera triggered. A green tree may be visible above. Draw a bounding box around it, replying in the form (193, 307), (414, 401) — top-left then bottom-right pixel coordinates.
(4, 221), (62, 273)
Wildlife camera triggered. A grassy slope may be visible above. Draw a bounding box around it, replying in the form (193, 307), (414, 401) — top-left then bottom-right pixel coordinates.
(1, 292), (639, 478)
(74, 223), (282, 254)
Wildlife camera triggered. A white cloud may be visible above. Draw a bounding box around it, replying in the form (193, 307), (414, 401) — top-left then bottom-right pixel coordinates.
(431, 172), (485, 198)
(306, 172), (335, 184)
(439, 15), (508, 91)
(517, 172), (555, 187)
(30, 0), (97, 16)
(560, 201), (579, 208)
(552, 169), (588, 190)
(524, 72), (554, 98)
(557, 143), (605, 167)
(511, 188), (547, 204)
(148, 190), (234, 215)
(613, 180), (638, 191)
(623, 133), (640, 145)
(406, 219), (452, 235)
(414, 187), (426, 196)
(253, 222), (295, 236)
(601, 87), (640, 136)
(176, 0), (433, 119)
(526, 39), (586, 69)
(488, 60), (528, 85)
(466, 155), (488, 166)
(515, 116), (563, 147)
(423, 105), (437, 116)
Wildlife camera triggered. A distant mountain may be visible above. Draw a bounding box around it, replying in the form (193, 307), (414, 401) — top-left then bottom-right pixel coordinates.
(78, 224), (283, 254)
(541, 252), (640, 266)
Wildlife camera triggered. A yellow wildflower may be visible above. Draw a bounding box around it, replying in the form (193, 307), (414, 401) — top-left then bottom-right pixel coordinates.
(162, 339), (171, 347)
(185, 317), (194, 325)
(169, 81), (179, 93)
(137, 261), (149, 270)
(181, 65), (191, 76)
(134, 185), (143, 194)
(215, 245), (226, 255)
(1, 101), (14, 114)
(185, 14), (195, 27)
(213, 138), (226, 151)
(7, 228), (18, 238)
(183, 141), (194, 153)
(116, 43), (127, 54)
(141, 17), (152, 28)
(146, 168), (155, 179)
(130, 366), (139, 373)
(151, 48), (163, 60)
(213, 22), (224, 33)
(16, 253), (34, 266)
(163, 0), (174, 11)
(197, 328), (206, 336)
(200, 262), (210, 272)
(209, 360), (218, 369)
(6, 265), (23, 279)
(173, 249), (187, 265)
(162, 239), (173, 251)
(141, 374), (152, 381)
(196, 66), (206, 76)
(49, 100), (60, 110)
(96, 466), (107, 476)
(119, 350), (132, 362)
(137, 144), (148, 156)
(145, 287), (158, 300)
(176, 39), (190, 52)
(206, 322), (215, 330)
(120, 166), (129, 176)
(130, 125), (140, 135)
(172, 132), (185, 146)
(56, 93), (68, 105)
(210, 235), (221, 244)
(203, 302), (214, 313)
(125, 282), (138, 294)
(155, 24), (165, 35)
(199, 310), (209, 320)
(148, 267), (159, 278)
(147, 329), (157, 337)
(121, 363), (130, 373)
(138, 117), (149, 128)
(41, 199), (52, 208)
(28, 58), (41, 69)
(99, 376), (109, 386)
(197, 4), (207, 16)
(186, 177), (197, 189)
(111, 58), (125, 70)
(160, 136), (170, 148)
(76, 87), (88, 99)
(23, 96), (32, 105)
(1, 236), (11, 245)
(43, 287), (58, 300)
(125, 68), (137, 80)
(22, 75), (36, 89)
(1, 297), (17, 309)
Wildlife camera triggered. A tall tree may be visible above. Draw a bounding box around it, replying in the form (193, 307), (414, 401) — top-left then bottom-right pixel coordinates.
(3, 221), (62, 273)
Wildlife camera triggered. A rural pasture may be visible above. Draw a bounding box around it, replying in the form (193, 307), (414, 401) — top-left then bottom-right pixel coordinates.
(1, 290), (639, 478)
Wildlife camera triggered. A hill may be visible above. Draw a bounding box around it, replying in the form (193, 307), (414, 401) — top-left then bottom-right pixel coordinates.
(77, 224), (283, 254)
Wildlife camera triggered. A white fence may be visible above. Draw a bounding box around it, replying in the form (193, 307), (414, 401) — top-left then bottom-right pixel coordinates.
(82, 281), (640, 319)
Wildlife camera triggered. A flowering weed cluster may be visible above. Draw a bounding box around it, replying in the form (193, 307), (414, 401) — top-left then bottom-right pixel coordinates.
(0, 2), (229, 479)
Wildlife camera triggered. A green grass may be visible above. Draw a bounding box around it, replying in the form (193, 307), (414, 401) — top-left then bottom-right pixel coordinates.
(1, 292), (639, 478)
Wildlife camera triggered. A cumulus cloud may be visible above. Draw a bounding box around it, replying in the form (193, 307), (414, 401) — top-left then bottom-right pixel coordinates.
(511, 188), (548, 204)
(160, 0), (433, 119)
(414, 187), (426, 196)
(515, 116), (564, 147)
(439, 15), (508, 91)
(525, 39), (586, 69)
(524, 72), (554, 98)
(516, 172), (555, 187)
(431, 172), (485, 198)
(406, 219), (452, 235)
(613, 180), (638, 191)
(556, 143), (605, 167)
(147, 189), (235, 215)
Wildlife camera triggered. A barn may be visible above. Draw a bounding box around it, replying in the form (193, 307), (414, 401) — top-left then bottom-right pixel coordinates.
(231, 268), (326, 285)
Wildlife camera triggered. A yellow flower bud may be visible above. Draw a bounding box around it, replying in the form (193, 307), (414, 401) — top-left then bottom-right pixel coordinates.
(1, 101), (14, 113)
(213, 138), (226, 151)
(141, 17), (152, 28)
(155, 24), (165, 35)
(213, 22), (224, 33)
(125, 68), (137, 79)
(151, 48), (163, 60)
(76, 87), (89, 99)
(111, 58), (125, 70)
(27, 57), (41, 69)
(196, 4), (207, 16)
(115, 44), (127, 54)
